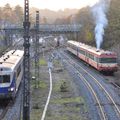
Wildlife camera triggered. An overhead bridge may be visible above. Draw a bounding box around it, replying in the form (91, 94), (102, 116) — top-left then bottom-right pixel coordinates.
(2, 24), (81, 34)
(37, 24), (81, 33)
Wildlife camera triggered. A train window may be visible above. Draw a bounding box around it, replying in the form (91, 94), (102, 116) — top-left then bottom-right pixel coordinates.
(94, 57), (99, 62)
(89, 54), (94, 60)
(82, 50), (85, 55)
(86, 52), (89, 57)
(78, 48), (85, 55)
(100, 58), (117, 63)
(0, 75), (10, 83)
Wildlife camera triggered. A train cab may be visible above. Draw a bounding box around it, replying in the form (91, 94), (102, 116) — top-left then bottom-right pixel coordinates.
(0, 50), (24, 99)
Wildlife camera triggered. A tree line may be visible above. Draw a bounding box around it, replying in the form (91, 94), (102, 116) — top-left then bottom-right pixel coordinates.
(0, 4), (23, 27)
(1, 0), (120, 50)
(54, 0), (120, 49)
(0, 3), (79, 28)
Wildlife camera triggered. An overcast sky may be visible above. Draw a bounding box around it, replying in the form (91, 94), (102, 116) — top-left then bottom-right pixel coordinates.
(0, 0), (99, 11)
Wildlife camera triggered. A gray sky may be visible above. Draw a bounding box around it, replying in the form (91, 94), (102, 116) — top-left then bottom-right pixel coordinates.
(0, 0), (99, 11)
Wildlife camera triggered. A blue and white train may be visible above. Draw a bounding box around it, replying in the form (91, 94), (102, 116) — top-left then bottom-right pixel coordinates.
(0, 50), (24, 99)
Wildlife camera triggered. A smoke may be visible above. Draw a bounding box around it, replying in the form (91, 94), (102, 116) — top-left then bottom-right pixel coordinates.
(92, 0), (111, 50)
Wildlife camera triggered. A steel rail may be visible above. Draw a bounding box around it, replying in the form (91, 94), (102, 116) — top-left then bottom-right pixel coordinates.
(78, 73), (106, 120)
(61, 53), (106, 120)
(0, 100), (13, 119)
(62, 51), (120, 117)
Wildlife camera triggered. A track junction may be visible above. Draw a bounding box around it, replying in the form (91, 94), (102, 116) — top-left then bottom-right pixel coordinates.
(59, 50), (120, 120)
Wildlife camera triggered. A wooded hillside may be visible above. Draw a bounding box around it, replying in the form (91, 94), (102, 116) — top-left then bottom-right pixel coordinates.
(54, 0), (120, 50)
(105, 0), (120, 48)
(0, 4), (23, 27)
(0, 0), (119, 50)
(0, 3), (78, 27)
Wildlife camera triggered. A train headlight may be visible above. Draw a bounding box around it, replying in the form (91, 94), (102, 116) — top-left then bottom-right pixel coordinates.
(8, 87), (14, 92)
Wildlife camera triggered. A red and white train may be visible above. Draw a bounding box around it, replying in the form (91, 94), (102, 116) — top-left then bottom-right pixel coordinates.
(67, 40), (118, 73)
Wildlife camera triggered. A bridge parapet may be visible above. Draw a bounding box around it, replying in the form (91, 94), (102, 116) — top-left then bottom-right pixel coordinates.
(2, 24), (82, 33)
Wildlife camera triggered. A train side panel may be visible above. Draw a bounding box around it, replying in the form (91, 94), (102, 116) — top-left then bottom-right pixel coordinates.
(0, 50), (24, 99)
(77, 48), (86, 61)
(14, 59), (23, 92)
(67, 41), (118, 73)
(67, 46), (77, 56)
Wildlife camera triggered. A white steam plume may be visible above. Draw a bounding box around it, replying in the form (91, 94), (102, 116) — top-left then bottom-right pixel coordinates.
(92, 0), (111, 50)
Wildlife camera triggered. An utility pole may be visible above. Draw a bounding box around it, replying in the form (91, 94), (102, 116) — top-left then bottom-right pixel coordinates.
(23, 0), (30, 120)
(35, 11), (40, 88)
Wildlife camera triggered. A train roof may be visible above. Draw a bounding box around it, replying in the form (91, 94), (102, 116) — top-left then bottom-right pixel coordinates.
(0, 50), (24, 71)
(67, 40), (117, 56)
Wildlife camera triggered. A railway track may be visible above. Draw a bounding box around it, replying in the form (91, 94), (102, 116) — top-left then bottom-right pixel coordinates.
(0, 38), (23, 57)
(60, 50), (120, 120)
(111, 82), (120, 89)
(78, 72), (106, 120)
(0, 100), (13, 119)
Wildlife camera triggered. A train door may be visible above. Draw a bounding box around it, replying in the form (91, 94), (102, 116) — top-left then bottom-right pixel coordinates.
(96, 57), (99, 68)
(85, 52), (89, 63)
(77, 47), (78, 56)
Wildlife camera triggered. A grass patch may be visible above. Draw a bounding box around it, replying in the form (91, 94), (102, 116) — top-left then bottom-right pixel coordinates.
(53, 80), (67, 92)
(31, 58), (47, 66)
(31, 80), (47, 89)
(39, 58), (47, 66)
(51, 97), (84, 104)
(64, 106), (80, 111)
(83, 103), (89, 113)
(33, 103), (40, 109)
(53, 60), (60, 65)
(46, 114), (84, 120)
(46, 115), (69, 120)
(39, 80), (47, 89)
(30, 109), (42, 120)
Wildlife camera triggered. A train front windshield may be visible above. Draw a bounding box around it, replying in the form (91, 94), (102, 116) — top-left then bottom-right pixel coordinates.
(99, 58), (117, 63)
(0, 75), (10, 83)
